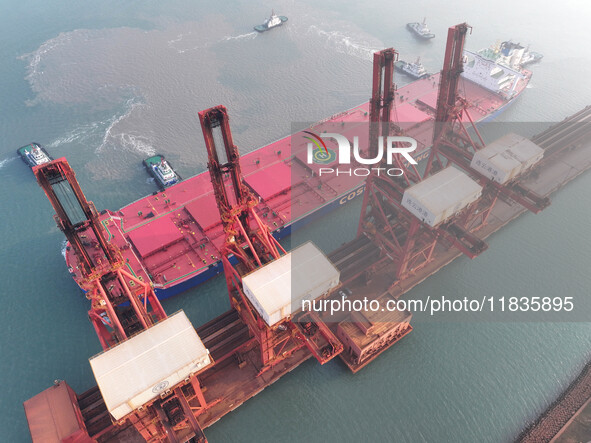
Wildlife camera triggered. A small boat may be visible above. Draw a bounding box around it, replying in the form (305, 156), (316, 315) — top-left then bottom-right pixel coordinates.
(512, 42), (543, 67)
(254, 10), (288, 32)
(17, 143), (53, 168)
(406, 18), (435, 40)
(394, 57), (430, 79)
(520, 49), (543, 66)
(143, 154), (181, 189)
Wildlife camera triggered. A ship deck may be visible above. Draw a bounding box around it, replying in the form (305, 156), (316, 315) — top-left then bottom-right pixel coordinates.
(66, 71), (530, 297)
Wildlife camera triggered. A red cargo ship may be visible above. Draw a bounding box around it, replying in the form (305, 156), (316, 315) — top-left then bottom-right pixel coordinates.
(65, 51), (531, 299)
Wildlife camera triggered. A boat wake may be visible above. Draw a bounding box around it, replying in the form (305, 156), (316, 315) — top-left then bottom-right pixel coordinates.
(97, 97), (156, 157)
(307, 25), (379, 61)
(110, 132), (156, 157)
(167, 31), (208, 53)
(48, 120), (105, 148)
(169, 30), (258, 54)
(46, 95), (152, 157)
(61, 240), (68, 259)
(18, 31), (74, 84)
(221, 32), (257, 42)
(0, 157), (17, 170)
(167, 32), (191, 45)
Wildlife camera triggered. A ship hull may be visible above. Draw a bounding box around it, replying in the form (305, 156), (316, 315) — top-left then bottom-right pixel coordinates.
(65, 64), (530, 300)
(406, 23), (435, 39)
(394, 61), (429, 79)
(254, 16), (287, 32)
(151, 182), (366, 299)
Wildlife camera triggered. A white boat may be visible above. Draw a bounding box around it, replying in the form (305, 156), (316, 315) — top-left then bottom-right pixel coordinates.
(17, 143), (52, 168)
(395, 57), (430, 79)
(406, 18), (435, 40)
(254, 10), (288, 32)
(144, 154), (181, 189)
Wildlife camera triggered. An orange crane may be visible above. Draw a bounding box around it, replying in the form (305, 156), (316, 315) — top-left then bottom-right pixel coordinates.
(199, 105), (343, 372)
(34, 159), (211, 442)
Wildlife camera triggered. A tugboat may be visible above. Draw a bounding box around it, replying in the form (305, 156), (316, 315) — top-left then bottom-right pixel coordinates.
(406, 18), (435, 40)
(394, 57), (430, 79)
(143, 154), (181, 189)
(254, 10), (288, 32)
(17, 143), (52, 168)
(520, 48), (543, 66)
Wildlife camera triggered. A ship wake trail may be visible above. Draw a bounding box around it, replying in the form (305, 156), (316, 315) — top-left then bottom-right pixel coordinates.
(167, 32), (191, 45)
(221, 32), (257, 42)
(167, 31), (211, 53)
(0, 157), (17, 170)
(168, 30), (257, 54)
(307, 25), (380, 61)
(97, 97), (156, 157)
(18, 31), (73, 86)
(61, 240), (68, 259)
(48, 120), (107, 148)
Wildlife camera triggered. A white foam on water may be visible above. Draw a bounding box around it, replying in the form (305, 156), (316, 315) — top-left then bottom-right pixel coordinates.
(48, 92), (146, 150)
(221, 32), (257, 42)
(170, 43), (210, 54)
(96, 97), (155, 156)
(167, 32), (191, 45)
(18, 31), (74, 82)
(307, 25), (379, 61)
(47, 121), (104, 148)
(167, 31), (204, 53)
(61, 240), (68, 259)
(111, 132), (156, 157)
(167, 30), (217, 53)
(169, 30), (258, 54)
(0, 157), (17, 170)
(18, 30), (94, 107)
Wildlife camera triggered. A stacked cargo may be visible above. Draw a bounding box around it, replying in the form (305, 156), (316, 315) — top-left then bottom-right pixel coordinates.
(89, 311), (212, 421)
(241, 242), (340, 327)
(402, 167), (483, 227)
(470, 133), (544, 184)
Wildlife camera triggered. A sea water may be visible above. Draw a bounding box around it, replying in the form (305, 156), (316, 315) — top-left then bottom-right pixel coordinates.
(1, 0), (590, 441)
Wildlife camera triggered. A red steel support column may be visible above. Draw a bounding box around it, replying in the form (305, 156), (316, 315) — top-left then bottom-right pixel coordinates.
(95, 281), (127, 341)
